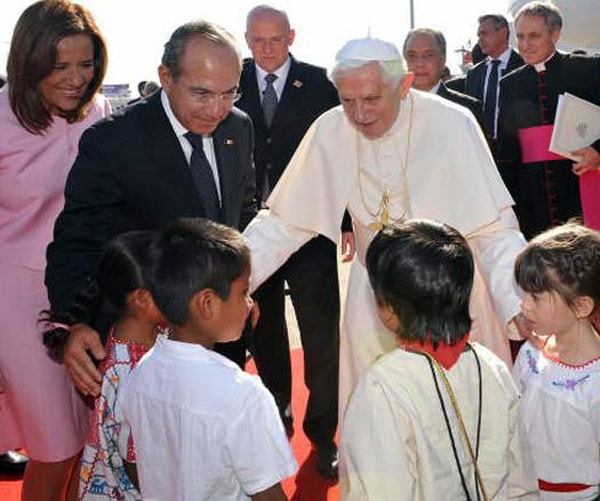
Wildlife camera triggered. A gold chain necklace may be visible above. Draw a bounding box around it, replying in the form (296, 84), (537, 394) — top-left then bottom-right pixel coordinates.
(356, 92), (416, 232)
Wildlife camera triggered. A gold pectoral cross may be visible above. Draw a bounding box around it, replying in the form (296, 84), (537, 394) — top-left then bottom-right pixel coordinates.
(368, 190), (392, 231)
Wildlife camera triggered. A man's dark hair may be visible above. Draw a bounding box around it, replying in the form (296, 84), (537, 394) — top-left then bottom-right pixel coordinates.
(149, 218), (250, 325)
(366, 219), (474, 347)
(478, 14), (510, 40)
(137, 80), (147, 95)
(403, 28), (447, 59)
(161, 20), (240, 80)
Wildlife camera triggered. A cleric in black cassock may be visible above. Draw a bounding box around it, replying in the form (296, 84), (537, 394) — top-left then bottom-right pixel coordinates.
(497, 2), (600, 239)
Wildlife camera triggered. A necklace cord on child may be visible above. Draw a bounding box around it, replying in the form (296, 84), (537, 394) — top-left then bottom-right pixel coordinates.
(417, 344), (488, 501)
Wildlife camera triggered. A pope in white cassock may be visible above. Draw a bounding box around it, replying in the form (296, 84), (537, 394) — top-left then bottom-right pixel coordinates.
(243, 36), (527, 416)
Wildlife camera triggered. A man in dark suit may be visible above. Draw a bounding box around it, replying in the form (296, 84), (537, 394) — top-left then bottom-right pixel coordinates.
(236, 5), (348, 478)
(403, 28), (482, 123)
(497, 2), (600, 240)
(464, 14), (523, 139)
(46, 21), (256, 371)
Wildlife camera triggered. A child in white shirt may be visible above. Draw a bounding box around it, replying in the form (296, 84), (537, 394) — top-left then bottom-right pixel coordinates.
(119, 219), (297, 500)
(340, 219), (538, 500)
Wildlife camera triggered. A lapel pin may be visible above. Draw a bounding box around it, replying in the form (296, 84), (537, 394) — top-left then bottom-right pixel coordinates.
(225, 139), (234, 145)
(292, 79), (303, 88)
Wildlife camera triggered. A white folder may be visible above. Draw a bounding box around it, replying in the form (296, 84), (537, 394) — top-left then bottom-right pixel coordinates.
(549, 92), (600, 162)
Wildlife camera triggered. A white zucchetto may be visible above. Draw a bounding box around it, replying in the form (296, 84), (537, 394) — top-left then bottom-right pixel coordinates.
(335, 37), (402, 63)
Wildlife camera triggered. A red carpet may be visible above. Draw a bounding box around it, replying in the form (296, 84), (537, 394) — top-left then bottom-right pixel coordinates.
(0, 348), (340, 500)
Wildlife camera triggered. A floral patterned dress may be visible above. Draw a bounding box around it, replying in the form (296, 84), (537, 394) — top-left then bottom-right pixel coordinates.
(513, 341), (600, 499)
(79, 334), (148, 500)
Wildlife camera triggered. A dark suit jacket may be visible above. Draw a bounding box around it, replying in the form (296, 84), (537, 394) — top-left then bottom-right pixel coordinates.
(236, 56), (339, 201)
(445, 75), (466, 94)
(46, 90), (257, 313)
(436, 81), (482, 125)
(464, 49), (524, 101)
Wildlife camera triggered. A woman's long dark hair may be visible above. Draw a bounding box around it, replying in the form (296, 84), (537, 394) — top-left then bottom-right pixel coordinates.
(8, 0), (108, 133)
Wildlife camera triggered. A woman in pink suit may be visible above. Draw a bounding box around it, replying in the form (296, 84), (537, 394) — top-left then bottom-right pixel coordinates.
(0, 1), (110, 498)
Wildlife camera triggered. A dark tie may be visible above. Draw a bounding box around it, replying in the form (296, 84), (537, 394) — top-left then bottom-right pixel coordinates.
(184, 132), (220, 221)
(483, 59), (501, 138)
(262, 73), (278, 128)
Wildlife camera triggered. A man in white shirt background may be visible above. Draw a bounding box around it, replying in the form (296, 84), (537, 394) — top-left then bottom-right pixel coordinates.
(465, 14), (524, 139)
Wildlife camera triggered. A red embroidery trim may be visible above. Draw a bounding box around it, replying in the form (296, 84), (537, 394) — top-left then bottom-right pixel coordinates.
(538, 479), (593, 492)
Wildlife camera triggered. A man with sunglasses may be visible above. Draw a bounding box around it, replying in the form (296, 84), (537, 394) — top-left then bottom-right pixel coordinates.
(46, 20), (257, 368)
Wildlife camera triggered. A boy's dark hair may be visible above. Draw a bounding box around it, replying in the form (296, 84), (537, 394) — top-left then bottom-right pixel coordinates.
(366, 219), (474, 347)
(515, 222), (600, 311)
(42, 230), (155, 361)
(149, 218), (250, 325)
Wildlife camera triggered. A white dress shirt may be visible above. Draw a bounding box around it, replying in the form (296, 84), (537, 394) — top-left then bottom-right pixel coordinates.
(483, 46), (514, 137)
(429, 80), (442, 94)
(160, 90), (222, 201)
(255, 57), (292, 102)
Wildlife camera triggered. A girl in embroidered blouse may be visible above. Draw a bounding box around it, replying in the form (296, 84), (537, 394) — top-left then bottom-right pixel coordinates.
(513, 222), (600, 500)
(44, 231), (163, 500)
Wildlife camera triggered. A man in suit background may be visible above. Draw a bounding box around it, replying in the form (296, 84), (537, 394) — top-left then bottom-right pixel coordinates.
(465, 14), (523, 139)
(46, 20), (257, 374)
(403, 28), (482, 123)
(497, 1), (600, 239)
(236, 5), (349, 478)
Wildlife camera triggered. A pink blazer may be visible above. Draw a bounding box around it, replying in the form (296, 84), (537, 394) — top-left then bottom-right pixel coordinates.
(0, 89), (110, 270)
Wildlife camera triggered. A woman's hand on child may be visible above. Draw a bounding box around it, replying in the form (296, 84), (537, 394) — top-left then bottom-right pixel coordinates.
(64, 323), (105, 397)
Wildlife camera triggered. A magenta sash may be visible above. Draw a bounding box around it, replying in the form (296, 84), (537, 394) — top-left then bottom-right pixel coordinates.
(580, 171), (600, 231)
(518, 125), (563, 163)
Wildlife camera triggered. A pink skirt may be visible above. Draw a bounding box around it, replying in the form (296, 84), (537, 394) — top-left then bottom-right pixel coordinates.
(0, 263), (90, 462)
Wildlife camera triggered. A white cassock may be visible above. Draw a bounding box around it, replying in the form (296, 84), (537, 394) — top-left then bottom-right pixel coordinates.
(244, 89), (526, 416)
(339, 344), (539, 500)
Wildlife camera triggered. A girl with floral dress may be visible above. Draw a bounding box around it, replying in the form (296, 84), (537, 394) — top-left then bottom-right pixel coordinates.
(513, 222), (600, 500)
(45, 230), (162, 500)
